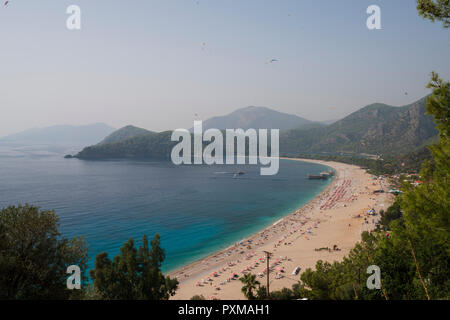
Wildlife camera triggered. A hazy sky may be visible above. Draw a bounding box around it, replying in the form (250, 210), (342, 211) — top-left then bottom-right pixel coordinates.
(0, 0), (449, 137)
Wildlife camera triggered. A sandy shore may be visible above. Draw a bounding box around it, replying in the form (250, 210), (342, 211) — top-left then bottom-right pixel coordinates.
(169, 158), (394, 300)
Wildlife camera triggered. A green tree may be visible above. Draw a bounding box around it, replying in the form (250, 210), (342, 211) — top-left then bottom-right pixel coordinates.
(0, 205), (88, 300)
(423, 72), (450, 176)
(379, 200), (403, 230)
(417, 0), (450, 28)
(391, 72), (450, 299)
(255, 285), (268, 300)
(296, 232), (416, 300)
(269, 286), (301, 300)
(239, 273), (260, 300)
(89, 234), (178, 300)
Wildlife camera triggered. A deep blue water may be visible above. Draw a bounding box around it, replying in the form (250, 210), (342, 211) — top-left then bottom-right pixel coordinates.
(0, 150), (332, 272)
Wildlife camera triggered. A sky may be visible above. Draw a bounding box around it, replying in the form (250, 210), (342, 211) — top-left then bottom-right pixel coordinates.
(0, 0), (449, 137)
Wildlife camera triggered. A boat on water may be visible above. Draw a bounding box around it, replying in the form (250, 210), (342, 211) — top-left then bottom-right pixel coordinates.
(307, 174), (327, 180)
(233, 171), (245, 178)
(307, 170), (334, 180)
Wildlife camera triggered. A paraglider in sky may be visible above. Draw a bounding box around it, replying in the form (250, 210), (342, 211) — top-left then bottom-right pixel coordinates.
(4, 1), (9, 6)
(266, 59), (279, 64)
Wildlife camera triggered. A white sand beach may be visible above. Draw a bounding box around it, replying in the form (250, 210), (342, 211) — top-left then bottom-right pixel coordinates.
(169, 159), (394, 300)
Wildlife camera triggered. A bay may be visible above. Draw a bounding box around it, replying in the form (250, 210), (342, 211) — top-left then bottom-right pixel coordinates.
(0, 150), (332, 272)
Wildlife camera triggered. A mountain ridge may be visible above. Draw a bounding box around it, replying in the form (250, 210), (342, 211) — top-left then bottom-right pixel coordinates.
(0, 123), (116, 147)
(98, 125), (155, 145)
(198, 106), (316, 132)
(280, 96), (437, 156)
(72, 97), (438, 160)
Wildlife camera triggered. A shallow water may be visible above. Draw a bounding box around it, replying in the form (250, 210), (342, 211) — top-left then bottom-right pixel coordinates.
(0, 150), (332, 272)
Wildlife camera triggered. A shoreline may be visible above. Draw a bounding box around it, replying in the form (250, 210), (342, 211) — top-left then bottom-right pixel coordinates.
(166, 158), (336, 278)
(169, 158), (393, 300)
(166, 158), (336, 277)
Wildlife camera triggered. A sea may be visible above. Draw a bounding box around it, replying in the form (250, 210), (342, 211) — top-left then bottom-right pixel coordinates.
(0, 145), (333, 272)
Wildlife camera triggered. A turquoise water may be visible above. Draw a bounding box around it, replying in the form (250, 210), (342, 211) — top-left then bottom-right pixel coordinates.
(0, 151), (332, 272)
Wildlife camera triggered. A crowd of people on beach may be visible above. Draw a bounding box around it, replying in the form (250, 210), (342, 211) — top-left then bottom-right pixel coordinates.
(174, 208), (325, 298)
(171, 167), (392, 300)
(194, 252), (291, 294)
(320, 179), (353, 210)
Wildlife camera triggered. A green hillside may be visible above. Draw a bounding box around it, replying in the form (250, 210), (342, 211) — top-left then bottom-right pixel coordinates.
(73, 96), (438, 161)
(280, 97), (438, 157)
(200, 106), (316, 132)
(98, 125), (154, 145)
(75, 131), (175, 160)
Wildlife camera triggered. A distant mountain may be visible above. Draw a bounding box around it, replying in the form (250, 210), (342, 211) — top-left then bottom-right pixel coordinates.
(280, 97), (438, 157)
(72, 97), (439, 160)
(99, 125), (154, 145)
(74, 106), (316, 159)
(199, 106), (314, 131)
(0, 123), (116, 147)
(75, 131), (174, 160)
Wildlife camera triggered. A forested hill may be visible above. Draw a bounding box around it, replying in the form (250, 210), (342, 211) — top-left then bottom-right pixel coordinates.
(73, 96), (438, 160)
(199, 106), (317, 132)
(75, 131), (175, 160)
(280, 96), (438, 157)
(98, 125), (155, 145)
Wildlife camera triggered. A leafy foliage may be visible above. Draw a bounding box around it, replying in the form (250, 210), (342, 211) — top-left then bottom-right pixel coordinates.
(296, 145), (433, 176)
(0, 205), (88, 300)
(417, 0), (450, 28)
(379, 200), (403, 230)
(239, 273), (260, 300)
(89, 234), (178, 300)
(76, 131), (176, 160)
(269, 285), (302, 300)
(99, 125), (155, 145)
(190, 294), (206, 300)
